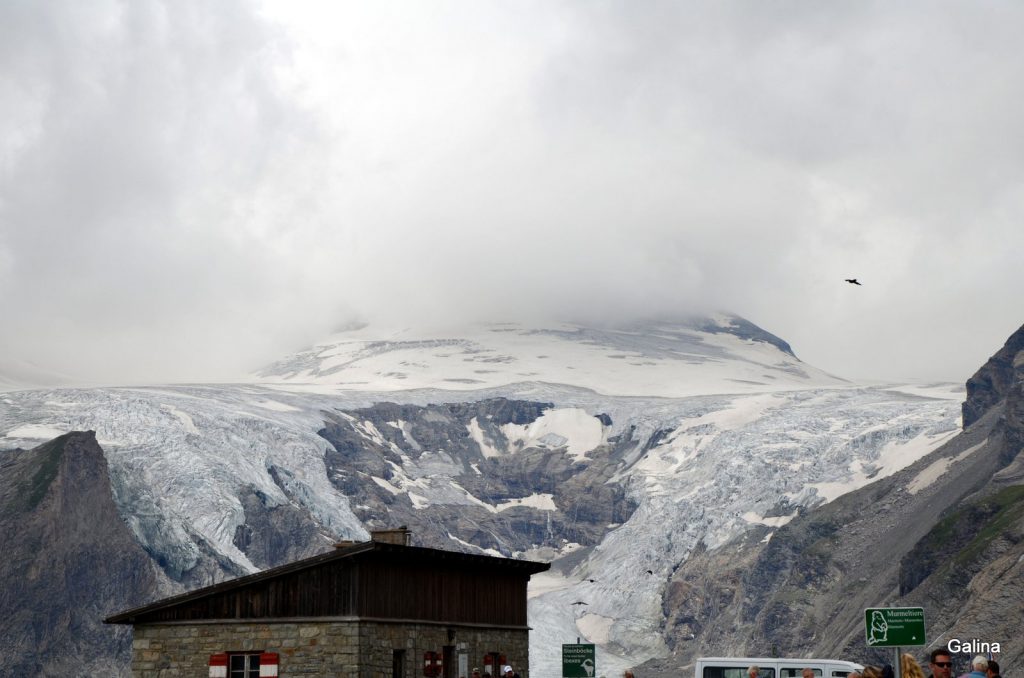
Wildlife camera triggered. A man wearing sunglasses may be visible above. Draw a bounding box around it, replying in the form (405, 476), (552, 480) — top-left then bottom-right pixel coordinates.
(928, 648), (954, 678)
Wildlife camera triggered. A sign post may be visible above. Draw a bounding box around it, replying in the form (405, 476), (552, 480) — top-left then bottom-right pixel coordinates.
(562, 643), (596, 678)
(864, 608), (927, 647)
(865, 607), (927, 678)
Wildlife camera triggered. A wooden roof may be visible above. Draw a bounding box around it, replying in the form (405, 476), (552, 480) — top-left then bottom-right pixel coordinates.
(105, 540), (549, 625)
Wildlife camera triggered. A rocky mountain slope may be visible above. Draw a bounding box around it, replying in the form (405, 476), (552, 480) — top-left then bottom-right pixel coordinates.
(0, 432), (160, 677)
(639, 323), (1024, 676)
(0, 316), (975, 675)
(962, 323), (1024, 430)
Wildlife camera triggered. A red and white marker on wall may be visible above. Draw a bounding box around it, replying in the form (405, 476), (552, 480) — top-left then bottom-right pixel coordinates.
(259, 652), (279, 677)
(209, 653), (228, 678)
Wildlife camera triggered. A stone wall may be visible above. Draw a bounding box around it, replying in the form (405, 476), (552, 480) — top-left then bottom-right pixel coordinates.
(130, 620), (530, 678)
(359, 621), (530, 678)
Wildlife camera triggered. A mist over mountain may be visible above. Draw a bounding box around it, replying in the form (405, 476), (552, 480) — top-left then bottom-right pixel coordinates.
(6, 5), (1024, 675)
(252, 314), (845, 397)
(0, 359), (82, 393)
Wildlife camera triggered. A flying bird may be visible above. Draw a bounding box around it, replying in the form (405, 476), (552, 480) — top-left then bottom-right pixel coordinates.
(845, 279), (861, 286)
(571, 601), (589, 606)
(645, 569), (653, 575)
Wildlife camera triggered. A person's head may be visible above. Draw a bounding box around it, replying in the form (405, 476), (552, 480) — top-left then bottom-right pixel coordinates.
(862, 666), (883, 678)
(972, 657), (988, 673)
(929, 649), (953, 678)
(624, 671), (635, 678)
(472, 669), (481, 678)
(749, 666), (760, 678)
(986, 660), (1000, 678)
(902, 653), (926, 678)
(803, 669), (815, 678)
(504, 666), (514, 677)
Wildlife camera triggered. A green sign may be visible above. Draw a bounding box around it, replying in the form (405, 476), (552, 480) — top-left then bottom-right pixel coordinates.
(865, 607), (926, 647)
(562, 643), (596, 678)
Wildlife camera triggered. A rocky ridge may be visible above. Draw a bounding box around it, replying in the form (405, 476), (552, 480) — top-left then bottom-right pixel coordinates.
(0, 432), (159, 677)
(962, 322), (1024, 429)
(641, 322), (1024, 676)
(317, 398), (637, 553)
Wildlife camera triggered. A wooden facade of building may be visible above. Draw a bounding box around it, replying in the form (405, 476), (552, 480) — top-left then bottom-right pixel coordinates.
(106, 530), (549, 678)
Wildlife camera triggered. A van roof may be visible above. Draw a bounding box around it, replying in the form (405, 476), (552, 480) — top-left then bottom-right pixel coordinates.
(697, 658), (864, 668)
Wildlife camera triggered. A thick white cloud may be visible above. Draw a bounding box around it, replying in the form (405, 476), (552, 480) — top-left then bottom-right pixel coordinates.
(2, 0), (1023, 385)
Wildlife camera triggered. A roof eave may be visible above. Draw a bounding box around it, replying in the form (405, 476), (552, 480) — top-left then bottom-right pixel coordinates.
(104, 542), (550, 625)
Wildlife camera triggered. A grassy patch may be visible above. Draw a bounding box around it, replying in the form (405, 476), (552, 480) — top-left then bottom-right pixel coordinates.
(954, 485), (1024, 564)
(900, 488), (1024, 593)
(21, 434), (70, 512)
(774, 588), (813, 605)
(924, 507), (964, 551)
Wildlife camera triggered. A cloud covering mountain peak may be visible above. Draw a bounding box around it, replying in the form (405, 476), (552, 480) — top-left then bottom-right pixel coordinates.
(254, 314), (845, 397)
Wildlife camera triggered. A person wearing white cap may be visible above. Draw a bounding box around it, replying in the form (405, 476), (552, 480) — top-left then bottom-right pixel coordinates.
(503, 665), (520, 678)
(958, 656), (988, 678)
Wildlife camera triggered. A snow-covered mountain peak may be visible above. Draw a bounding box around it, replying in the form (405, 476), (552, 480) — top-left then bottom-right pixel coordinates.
(253, 314), (846, 397)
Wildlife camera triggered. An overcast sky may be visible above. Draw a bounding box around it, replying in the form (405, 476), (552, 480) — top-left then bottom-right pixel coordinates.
(2, 0), (1023, 387)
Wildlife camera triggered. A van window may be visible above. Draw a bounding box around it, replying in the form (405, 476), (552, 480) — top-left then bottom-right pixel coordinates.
(781, 670), (821, 678)
(832, 672), (851, 677)
(704, 668), (776, 678)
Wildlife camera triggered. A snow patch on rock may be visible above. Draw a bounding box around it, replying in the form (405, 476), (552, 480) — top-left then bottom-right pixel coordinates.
(501, 408), (605, 461)
(468, 416), (503, 458)
(497, 493), (558, 512)
(907, 440), (985, 495)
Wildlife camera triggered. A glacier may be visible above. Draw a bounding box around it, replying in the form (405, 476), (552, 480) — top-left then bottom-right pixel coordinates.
(0, 317), (964, 675)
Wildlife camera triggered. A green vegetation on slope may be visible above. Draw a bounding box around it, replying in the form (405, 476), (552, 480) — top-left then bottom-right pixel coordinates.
(1, 434), (70, 516)
(954, 484), (1024, 565)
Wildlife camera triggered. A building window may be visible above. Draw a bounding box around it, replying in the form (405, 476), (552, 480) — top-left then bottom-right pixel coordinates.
(393, 649), (406, 678)
(229, 652), (261, 678)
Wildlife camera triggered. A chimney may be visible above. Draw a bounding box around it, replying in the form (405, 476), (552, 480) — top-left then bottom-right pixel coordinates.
(369, 526), (412, 546)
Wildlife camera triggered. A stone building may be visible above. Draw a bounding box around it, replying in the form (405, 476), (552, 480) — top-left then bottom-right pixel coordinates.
(106, 528), (549, 678)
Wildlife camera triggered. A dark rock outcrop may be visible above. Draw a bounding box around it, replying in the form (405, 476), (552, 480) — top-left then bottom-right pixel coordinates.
(232, 485), (334, 570)
(0, 432), (160, 677)
(695, 314), (797, 358)
(1003, 349), (1024, 460)
(962, 323), (1024, 428)
(318, 398), (639, 554)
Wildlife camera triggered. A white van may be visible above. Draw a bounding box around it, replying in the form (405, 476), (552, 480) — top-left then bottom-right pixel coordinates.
(696, 657), (864, 678)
